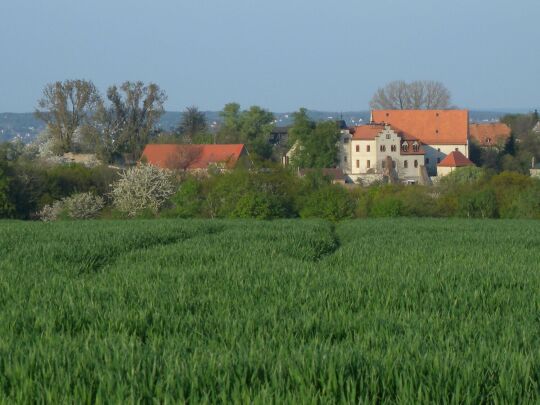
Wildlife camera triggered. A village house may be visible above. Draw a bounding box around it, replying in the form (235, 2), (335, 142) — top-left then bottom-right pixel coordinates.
(469, 122), (511, 148)
(436, 150), (474, 176)
(141, 144), (248, 171)
(339, 109), (470, 183)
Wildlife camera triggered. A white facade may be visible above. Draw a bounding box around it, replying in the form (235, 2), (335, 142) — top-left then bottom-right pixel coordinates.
(339, 126), (425, 184)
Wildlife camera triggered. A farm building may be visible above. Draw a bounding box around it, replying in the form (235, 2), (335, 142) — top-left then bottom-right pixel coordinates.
(436, 150), (474, 176)
(469, 123), (511, 148)
(141, 144), (248, 171)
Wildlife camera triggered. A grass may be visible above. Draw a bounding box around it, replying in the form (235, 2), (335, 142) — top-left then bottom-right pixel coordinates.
(0, 218), (539, 403)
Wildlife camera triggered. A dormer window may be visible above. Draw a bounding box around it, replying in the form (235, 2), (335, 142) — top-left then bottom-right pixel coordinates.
(412, 141), (419, 152)
(402, 142), (408, 152)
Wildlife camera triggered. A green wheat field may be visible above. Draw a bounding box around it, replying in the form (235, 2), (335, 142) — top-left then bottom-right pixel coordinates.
(0, 219), (539, 403)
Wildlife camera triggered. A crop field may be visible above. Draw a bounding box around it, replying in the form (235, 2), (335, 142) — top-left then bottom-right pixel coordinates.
(0, 218), (539, 403)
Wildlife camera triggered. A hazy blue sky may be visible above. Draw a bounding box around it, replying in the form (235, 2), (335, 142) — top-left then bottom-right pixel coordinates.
(1, 0), (539, 112)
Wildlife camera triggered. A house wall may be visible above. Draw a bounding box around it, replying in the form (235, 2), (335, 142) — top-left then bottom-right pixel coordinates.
(349, 140), (376, 175)
(437, 166), (456, 176)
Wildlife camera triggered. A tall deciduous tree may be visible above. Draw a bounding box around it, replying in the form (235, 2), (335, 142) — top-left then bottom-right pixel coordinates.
(216, 103), (275, 159)
(178, 106), (207, 143)
(288, 109), (341, 169)
(370, 80), (452, 110)
(93, 81), (166, 162)
(35, 80), (101, 154)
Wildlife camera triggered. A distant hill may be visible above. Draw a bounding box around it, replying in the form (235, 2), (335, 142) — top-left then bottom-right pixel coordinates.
(0, 110), (522, 144)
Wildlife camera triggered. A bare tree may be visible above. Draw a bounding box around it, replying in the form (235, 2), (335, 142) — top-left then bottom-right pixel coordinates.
(93, 81), (166, 162)
(35, 80), (101, 154)
(370, 80), (452, 110)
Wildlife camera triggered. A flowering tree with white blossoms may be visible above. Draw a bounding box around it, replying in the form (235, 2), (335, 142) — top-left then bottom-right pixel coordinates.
(111, 164), (175, 217)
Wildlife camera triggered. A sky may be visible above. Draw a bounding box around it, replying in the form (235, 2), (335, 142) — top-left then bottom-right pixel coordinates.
(0, 0), (539, 113)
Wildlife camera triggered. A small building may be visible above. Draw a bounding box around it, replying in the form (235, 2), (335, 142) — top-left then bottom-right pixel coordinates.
(469, 123), (511, 148)
(437, 150), (474, 176)
(533, 121), (540, 134)
(141, 144), (247, 171)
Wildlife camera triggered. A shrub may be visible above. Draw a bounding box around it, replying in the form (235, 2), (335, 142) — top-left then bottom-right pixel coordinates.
(63, 192), (105, 219)
(167, 177), (203, 218)
(38, 200), (64, 222)
(111, 165), (175, 217)
(457, 188), (497, 218)
(299, 185), (355, 221)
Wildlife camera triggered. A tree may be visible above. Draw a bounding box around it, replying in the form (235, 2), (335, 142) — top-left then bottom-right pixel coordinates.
(92, 81), (166, 162)
(35, 80), (101, 154)
(217, 102), (242, 143)
(370, 80), (452, 110)
(178, 106), (207, 143)
(288, 109), (341, 169)
(216, 103), (275, 159)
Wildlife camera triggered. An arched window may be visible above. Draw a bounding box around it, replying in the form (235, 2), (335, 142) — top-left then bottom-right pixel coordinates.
(404, 160), (408, 168)
(412, 142), (419, 152)
(414, 160), (418, 168)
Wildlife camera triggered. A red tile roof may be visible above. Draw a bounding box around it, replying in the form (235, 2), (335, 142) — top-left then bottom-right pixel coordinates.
(141, 144), (246, 170)
(351, 123), (386, 140)
(438, 151), (474, 167)
(469, 123), (511, 146)
(371, 110), (469, 145)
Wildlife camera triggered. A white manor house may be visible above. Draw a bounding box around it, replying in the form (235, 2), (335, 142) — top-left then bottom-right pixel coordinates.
(338, 109), (473, 184)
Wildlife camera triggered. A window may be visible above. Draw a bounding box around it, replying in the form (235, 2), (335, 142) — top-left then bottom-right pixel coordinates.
(391, 145), (396, 152)
(402, 142), (408, 152)
(404, 160), (408, 168)
(367, 160), (370, 168)
(367, 145), (370, 152)
(435, 129), (439, 134)
(486, 138), (491, 144)
(356, 145), (359, 152)
(356, 160), (359, 168)
(437, 157), (441, 164)
(413, 142), (419, 152)
(344, 156), (347, 162)
(386, 133), (391, 139)
(414, 160), (418, 168)
(343, 138), (349, 143)
(455, 147), (459, 152)
(437, 148), (441, 152)
(425, 158), (430, 164)
(380, 145), (386, 152)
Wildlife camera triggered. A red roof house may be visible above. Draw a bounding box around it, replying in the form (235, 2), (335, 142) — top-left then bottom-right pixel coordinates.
(141, 144), (247, 170)
(437, 150), (474, 176)
(469, 123), (511, 147)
